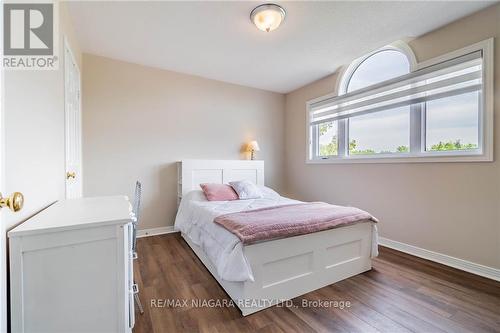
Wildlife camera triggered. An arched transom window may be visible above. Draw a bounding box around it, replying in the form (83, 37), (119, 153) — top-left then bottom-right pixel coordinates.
(308, 40), (490, 163)
(344, 49), (411, 155)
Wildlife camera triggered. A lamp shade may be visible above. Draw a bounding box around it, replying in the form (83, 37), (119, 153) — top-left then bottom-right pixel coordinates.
(247, 140), (260, 151)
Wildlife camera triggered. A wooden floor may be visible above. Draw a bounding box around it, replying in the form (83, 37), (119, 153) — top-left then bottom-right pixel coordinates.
(133, 233), (500, 333)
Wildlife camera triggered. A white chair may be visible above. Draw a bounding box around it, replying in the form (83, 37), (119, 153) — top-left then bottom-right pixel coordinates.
(132, 181), (144, 315)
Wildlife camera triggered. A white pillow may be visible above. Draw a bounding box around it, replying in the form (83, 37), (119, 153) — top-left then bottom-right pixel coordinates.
(259, 186), (281, 199)
(229, 180), (263, 199)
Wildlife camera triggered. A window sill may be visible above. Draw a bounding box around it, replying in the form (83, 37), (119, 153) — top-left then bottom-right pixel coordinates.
(307, 152), (493, 164)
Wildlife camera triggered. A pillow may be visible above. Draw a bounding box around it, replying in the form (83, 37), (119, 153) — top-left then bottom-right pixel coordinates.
(184, 190), (208, 202)
(200, 183), (239, 201)
(259, 186), (281, 199)
(229, 180), (263, 200)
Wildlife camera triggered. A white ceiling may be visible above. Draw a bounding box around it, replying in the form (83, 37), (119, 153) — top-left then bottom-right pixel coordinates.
(67, 1), (496, 93)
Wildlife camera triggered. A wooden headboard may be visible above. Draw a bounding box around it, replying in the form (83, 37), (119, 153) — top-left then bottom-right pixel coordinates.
(177, 160), (265, 201)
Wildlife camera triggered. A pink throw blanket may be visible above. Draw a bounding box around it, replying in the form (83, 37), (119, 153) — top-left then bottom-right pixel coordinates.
(214, 202), (378, 245)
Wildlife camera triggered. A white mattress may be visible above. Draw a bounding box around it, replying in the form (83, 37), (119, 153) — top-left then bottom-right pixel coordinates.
(174, 188), (378, 282)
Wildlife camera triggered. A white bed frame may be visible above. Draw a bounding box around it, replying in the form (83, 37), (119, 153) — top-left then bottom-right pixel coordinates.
(177, 159), (374, 316)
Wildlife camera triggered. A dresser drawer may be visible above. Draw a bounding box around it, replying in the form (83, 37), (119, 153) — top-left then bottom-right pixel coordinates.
(9, 196), (134, 333)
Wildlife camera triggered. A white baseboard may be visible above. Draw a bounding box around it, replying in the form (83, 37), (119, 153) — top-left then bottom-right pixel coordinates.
(137, 226), (177, 238)
(379, 237), (500, 282)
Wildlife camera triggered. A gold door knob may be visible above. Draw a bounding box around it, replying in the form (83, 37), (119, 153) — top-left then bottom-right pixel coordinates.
(0, 192), (24, 212)
(66, 172), (76, 179)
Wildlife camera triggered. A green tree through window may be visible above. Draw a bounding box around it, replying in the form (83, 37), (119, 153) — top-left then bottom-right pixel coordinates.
(429, 140), (477, 151)
(318, 123), (338, 156)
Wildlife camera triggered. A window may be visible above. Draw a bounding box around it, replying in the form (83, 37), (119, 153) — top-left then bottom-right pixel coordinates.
(425, 92), (479, 152)
(318, 121), (338, 157)
(346, 50), (411, 155)
(307, 40), (493, 163)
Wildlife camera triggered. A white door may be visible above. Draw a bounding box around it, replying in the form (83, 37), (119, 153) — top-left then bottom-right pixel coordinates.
(0, 55), (25, 333)
(64, 40), (82, 199)
(1, 19), (77, 333)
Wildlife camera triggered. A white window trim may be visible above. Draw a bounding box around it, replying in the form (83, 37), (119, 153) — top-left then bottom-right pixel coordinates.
(336, 40), (418, 95)
(306, 38), (494, 164)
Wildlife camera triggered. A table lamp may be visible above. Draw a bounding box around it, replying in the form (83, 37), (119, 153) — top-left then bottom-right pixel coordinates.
(247, 141), (260, 160)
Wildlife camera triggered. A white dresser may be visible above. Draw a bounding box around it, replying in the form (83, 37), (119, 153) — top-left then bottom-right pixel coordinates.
(9, 196), (135, 333)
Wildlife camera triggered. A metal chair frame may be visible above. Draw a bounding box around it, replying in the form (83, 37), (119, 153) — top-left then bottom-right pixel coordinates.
(132, 181), (144, 315)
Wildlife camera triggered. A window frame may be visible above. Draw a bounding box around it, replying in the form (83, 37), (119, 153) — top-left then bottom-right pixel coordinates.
(306, 39), (494, 164)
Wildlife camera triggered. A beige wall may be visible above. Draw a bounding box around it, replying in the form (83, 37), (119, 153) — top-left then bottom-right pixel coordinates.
(82, 54), (285, 230)
(284, 5), (500, 269)
(81, 4), (499, 270)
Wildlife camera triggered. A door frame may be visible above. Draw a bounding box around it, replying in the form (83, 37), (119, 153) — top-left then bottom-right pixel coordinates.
(0, 2), (7, 330)
(64, 37), (83, 198)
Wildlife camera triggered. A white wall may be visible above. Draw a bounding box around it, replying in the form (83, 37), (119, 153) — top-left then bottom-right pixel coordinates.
(82, 54), (286, 230)
(284, 4), (500, 270)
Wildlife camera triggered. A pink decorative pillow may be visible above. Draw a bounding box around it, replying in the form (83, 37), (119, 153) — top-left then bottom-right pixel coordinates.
(200, 183), (239, 201)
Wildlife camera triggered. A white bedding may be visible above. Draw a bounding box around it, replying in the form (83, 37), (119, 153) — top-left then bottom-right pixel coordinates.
(174, 188), (379, 282)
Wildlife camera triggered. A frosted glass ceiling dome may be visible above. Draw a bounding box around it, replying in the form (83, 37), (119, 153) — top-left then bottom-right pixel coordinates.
(250, 4), (286, 32)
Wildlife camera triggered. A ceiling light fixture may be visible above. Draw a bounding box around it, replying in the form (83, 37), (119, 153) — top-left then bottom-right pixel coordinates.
(250, 3), (286, 32)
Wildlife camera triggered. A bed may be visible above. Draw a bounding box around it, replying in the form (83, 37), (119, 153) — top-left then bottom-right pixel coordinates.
(175, 159), (378, 315)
